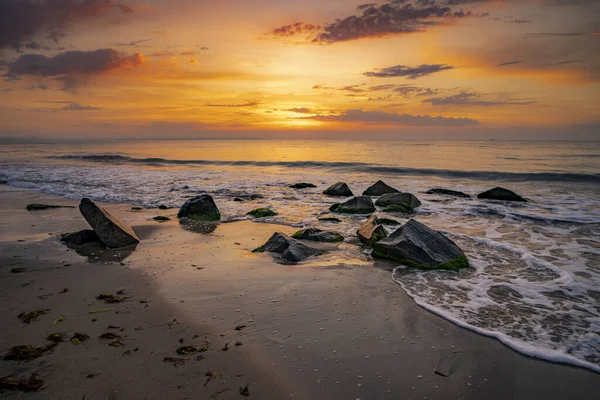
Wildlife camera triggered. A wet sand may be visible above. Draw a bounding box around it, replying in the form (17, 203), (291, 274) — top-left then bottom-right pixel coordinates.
(1, 185), (599, 399)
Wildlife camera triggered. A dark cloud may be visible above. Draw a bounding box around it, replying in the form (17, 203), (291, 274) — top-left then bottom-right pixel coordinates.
(423, 92), (537, 106)
(117, 38), (152, 48)
(5, 49), (143, 85)
(270, 0), (486, 44)
(496, 60), (524, 67)
(0, 0), (134, 50)
(206, 101), (262, 108)
(364, 64), (454, 79)
(305, 108), (479, 126)
(28, 84), (49, 90)
(540, 60), (582, 67)
(510, 19), (532, 24)
(32, 100), (102, 112)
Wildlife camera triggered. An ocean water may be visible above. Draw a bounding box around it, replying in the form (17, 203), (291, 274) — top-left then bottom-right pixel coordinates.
(1, 139), (600, 372)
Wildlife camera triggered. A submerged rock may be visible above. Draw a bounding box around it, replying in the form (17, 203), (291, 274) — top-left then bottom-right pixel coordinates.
(357, 215), (388, 246)
(378, 218), (400, 225)
(317, 216), (342, 223)
(26, 204), (75, 211)
(292, 228), (344, 243)
(79, 198), (140, 249)
(60, 230), (101, 246)
(253, 232), (321, 262)
(247, 208), (278, 218)
(372, 219), (469, 270)
(323, 182), (354, 197)
(177, 195), (221, 221)
(478, 187), (526, 202)
(426, 188), (471, 198)
(363, 180), (400, 196)
(375, 193), (422, 213)
(330, 196), (375, 214)
(290, 182), (317, 189)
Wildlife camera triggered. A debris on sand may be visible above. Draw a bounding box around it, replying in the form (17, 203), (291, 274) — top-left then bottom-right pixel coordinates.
(234, 324), (247, 331)
(163, 357), (187, 367)
(97, 293), (127, 303)
(53, 316), (65, 324)
(18, 309), (50, 324)
(59, 288), (69, 294)
(176, 342), (211, 355)
(0, 375), (44, 392)
(2, 344), (56, 361)
(89, 309), (114, 314)
(235, 341), (243, 347)
(221, 342), (229, 351)
(239, 383), (250, 396)
(70, 333), (90, 345)
(46, 333), (64, 343)
(152, 216), (171, 222)
(108, 340), (124, 347)
(204, 370), (217, 386)
(99, 332), (121, 340)
(10, 268), (26, 273)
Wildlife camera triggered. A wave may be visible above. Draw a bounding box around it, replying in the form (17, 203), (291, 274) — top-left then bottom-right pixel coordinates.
(50, 154), (600, 184)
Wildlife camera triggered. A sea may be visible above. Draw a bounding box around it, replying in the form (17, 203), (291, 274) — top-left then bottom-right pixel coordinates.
(1, 139), (599, 372)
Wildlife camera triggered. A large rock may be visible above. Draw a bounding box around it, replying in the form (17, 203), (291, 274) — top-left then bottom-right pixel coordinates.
(292, 228), (344, 243)
(177, 195), (221, 221)
(375, 193), (422, 213)
(323, 182), (353, 197)
(79, 198), (140, 248)
(357, 215), (388, 246)
(60, 229), (101, 246)
(426, 188), (470, 198)
(363, 180), (400, 196)
(477, 187), (527, 202)
(290, 182), (316, 189)
(372, 219), (469, 270)
(329, 196), (375, 214)
(253, 232), (321, 262)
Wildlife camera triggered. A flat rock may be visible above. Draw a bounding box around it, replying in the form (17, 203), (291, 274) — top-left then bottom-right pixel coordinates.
(60, 230), (101, 246)
(79, 198), (140, 248)
(290, 182), (317, 189)
(330, 196), (375, 214)
(292, 228), (344, 243)
(323, 182), (354, 197)
(363, 180), (400, 196)
(177, 195), (221, 221)
(26, 204), (75, 211)
(375, 193), (422, 213)
(477, 187), (527, 202)
(426, 188), (471, 198)
(254, 232), (321, 262)
(247, 208), (277, 218)
(372, 219), (469, 270)
(357, 215), (388, 246)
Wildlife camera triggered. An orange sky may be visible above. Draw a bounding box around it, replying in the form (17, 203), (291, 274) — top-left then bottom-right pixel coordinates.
(0, 0), (598, 140)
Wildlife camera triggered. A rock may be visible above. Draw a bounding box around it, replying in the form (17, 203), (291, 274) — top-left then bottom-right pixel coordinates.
(253, 232), (321, 262)
(372, 219), (469, 270)
(233, 198), (244, 202)
(247, 208), (277, 218)
(158, 205), (170, 210)
(60, 230), (101, 246)
(357, 215), (388, 246)
(378, 218), (400, 225)
(292, 228), (344, 243)
(79, 198), (140, 248)
(177, 195), (221, 221)
(323, 182), (354, 197)
(375, 193), (422, 213)
(290, 183), (317, 189)
(152, 216), (170, 222)
(26, 204), (75, 211)
(363, 180), (400, 196)
(317, 216), (342, 223)
(329, 196), (375, 214)
(426, 188), (471, 198)
(477, 187), (527, 202)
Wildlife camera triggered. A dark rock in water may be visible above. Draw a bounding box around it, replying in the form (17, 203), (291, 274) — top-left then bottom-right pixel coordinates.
(153, 216), (171, 222)
(79, 198), (140, 249)
(372, 219), (469, 270)
(158, 205), (170, 210)
(60, 230), (101, 246)
(357, 215), (388, 246)
(378, 218), (400, 225)
(233, 198), (244, 202)
(253, 232), (321, 262)
(330, 196), (375, 214)
(26, 204), (75, 211)
(323, 182), (353, 197)
(292, 228), (344, 243)
(318, 216), (342, 223)
(177, 195), (221, 221)
(363, 180), (400, 196)
(290, 183), (317, 189)
(247, 208), (277, 218)
(230, 193), (263, 201)
(0, 180), (7, 185)
(375, 193), (422, 213)
(426, 188), (471, 198)
(477, 187), (527, 202)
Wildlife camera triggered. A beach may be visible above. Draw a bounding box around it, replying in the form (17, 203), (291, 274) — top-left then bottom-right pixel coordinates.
(1, 185), (599, 399)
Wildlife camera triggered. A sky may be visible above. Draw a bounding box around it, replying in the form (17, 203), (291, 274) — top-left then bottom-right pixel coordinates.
(0, 0), (599, 140)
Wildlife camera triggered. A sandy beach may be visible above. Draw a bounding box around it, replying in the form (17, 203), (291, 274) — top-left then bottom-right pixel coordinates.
(1, 184), (599, 400)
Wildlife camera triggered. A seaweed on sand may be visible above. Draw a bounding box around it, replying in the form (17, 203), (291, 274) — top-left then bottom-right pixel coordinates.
(18, 309), (50, 323)
(2, 344), (56, 361)
(0, 375), (44, 392)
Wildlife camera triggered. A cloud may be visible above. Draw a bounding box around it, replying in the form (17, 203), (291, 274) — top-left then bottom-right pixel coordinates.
(526, 32), (590, 37)
(0, 0), (134, 50)
(32, 100), (102, 112)
(206, 101), (262, 108)
(4, 49), (143, 88)
(496, 60), (524, 67)
(269, 0), (486, 44)
(422, 92), (537, 106)
(305, 109), (479, 126)
(117, 38), (152, 47)
(364, 64), (454, 79)
(285, 108), (311, 113)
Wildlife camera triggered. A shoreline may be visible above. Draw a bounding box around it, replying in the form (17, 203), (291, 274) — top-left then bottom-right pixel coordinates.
(1, 185), (600, 399)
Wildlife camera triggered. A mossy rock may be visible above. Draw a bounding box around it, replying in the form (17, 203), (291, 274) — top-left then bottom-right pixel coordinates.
(292, 228), (344, 243)
(290, 183), (317, 189)
(383, 204), (411, 213)
(152, 216), (171, 222)
(131, 207), (143, 211)
(247, 208), (278, 218)
(372, 252), (470, 271)
(252, 246), (265, 253)
(378, 218), (400, 225)
(177, 195), (221, 221)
